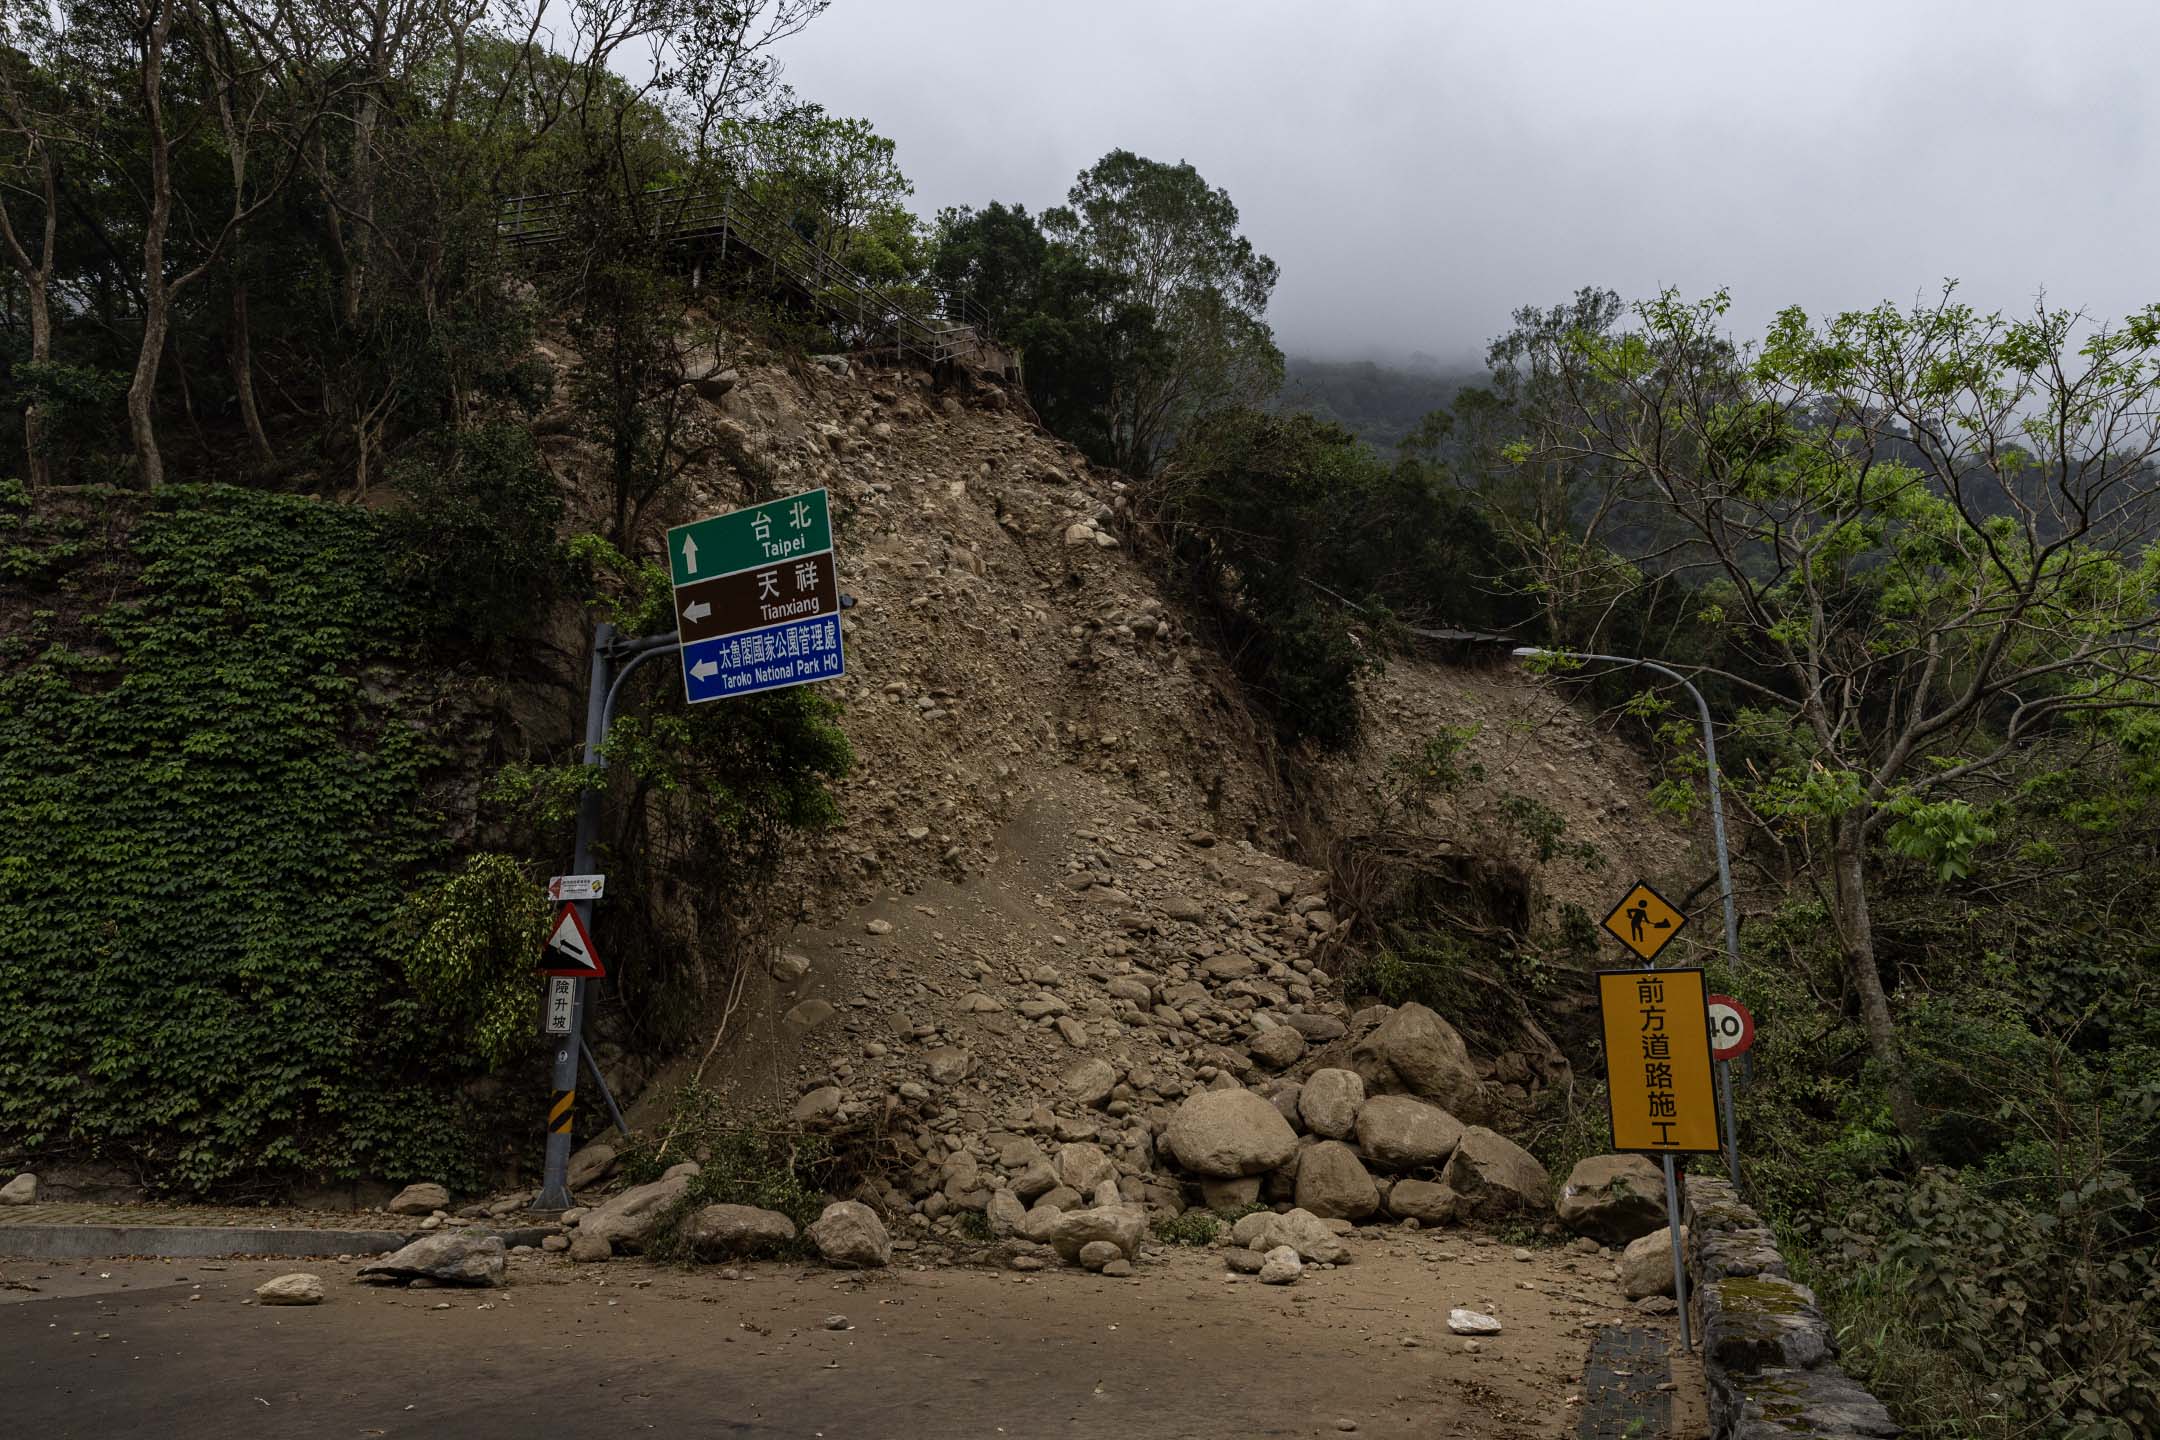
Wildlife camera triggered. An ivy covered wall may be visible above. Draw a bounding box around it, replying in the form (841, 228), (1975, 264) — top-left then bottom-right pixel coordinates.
(0, 482), (509, 1193)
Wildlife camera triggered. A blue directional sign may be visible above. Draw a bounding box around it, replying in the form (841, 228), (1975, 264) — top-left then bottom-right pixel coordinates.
(681, 612), (845, 702)
(667, 489), (845, 704)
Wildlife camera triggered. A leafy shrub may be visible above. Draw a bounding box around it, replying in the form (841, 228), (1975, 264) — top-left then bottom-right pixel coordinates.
(1153, 1209), (1223, 1245)
(621, 1087), (849, 1264)
(395, 853), (549, 1069)
(1153, 407), (1531, 749)
(8, 360), (130, 479)
(1799, 1169), (2159, 1440)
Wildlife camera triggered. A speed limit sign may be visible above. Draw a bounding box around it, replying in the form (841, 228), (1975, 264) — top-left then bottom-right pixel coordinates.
(1706, 994), (1755, 1060)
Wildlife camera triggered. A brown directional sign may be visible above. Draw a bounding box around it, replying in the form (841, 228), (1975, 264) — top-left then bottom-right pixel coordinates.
(1601, 881), (1688, 963)
(673, 550), (839, 644)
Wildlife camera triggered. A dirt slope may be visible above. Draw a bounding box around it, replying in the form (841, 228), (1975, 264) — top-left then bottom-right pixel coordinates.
(1310, 657), (1697, 940)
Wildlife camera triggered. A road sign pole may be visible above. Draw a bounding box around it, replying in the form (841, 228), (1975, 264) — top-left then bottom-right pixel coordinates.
(1716, 1060), (1741, 1187)
(534, 622), (615, 1212)
(531, 625), (683, 1212)
(1662, 1153), (1689, 1347)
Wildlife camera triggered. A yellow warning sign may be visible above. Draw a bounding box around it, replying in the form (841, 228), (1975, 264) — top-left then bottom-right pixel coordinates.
(1602, 881), (1688, 962)
(1598, 968), (1720, 1154)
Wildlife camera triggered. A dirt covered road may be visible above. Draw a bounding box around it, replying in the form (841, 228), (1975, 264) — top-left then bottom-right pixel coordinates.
(0, 1230), (1698, 1440)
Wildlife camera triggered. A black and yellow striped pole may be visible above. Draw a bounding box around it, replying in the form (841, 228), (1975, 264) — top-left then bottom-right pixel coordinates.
(531, 624), (680, 1211)
(532, 625), (614, 1212)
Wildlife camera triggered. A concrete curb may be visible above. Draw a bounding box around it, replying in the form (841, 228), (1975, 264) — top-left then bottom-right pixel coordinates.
(1683, 1178), (1898, 1439)
(0, 1224), (553, 1260)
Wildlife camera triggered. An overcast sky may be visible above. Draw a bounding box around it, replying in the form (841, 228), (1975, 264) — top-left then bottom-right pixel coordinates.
(774, 0), (2160, 366)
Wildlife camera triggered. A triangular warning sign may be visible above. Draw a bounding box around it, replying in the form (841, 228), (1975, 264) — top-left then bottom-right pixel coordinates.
(539, 902), (605, 977)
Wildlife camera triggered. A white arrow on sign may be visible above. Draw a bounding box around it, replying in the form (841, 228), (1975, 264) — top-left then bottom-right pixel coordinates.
(684, 599), (712, 623)
(691, 658), (720, 680)
(682, 534), (700, 574)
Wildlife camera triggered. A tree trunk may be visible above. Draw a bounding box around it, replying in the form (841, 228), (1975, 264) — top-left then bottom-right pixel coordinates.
(229, 281), (273, 464)
(21, 276), (50, 487)
(128, 297), (169, 490)
(128, 0), (174, 490)
(1831, 825), (1923, 1144)
(343, 89), (380, 328)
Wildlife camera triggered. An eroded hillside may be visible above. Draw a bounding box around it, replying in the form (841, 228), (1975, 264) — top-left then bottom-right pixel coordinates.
(521, 333), (1699, 1232)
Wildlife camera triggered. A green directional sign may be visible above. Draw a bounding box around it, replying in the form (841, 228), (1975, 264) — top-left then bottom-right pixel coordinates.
(668, 488), (831, 585)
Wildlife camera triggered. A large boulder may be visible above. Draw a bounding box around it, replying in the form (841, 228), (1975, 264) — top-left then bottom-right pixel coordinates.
(1556, 1154), (1669, 1245)
(986, 1187), (1027, 1237)
(806, 1201), (891, 1268)
(1440, 1127), (1550, 1219)
(1247, 1026), (1307, 1071)
(1349, 1003), (1489, 1120)
(1048, 1205), (1146, 1264)
(386, 1182), (449, 1216)
(1163, 1089), (1298, 1178)
(577, 1172), (696, 1252)
(1056, 1142), (1116, 1194)
(1060, 1057), (1118, 1107)
(1258, 1245), (1303, 1285)
(684, 1204), (797, 1258)
(1198, 1176), (1263, 1213)
(1621, 1225), (1688, 1299)
(566, 1142), (619, 1192)
(1293, 1140), (1379, 1221)
(1266, 1082), (1304, 1131)
(792, 1087), (843, 1125)
(1353, 1096), (1464, 1171)
(1234, 1207), (1351, 1265)
(1011, 1157), (1059, 1200)
(1297, 1068), (1365, 1140)
(0, 1173), (36, 1205)
(1385, 1179), (1462, 1225)
(1019, 1203), (1066, 1243)
(358, 1230), (504, 1287)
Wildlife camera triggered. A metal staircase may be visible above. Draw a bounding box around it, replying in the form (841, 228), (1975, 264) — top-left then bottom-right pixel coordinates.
(497, 180), (1008, 372)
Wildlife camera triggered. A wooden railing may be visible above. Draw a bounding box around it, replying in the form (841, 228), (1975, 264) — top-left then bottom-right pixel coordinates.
(498, 180), (1001, 370)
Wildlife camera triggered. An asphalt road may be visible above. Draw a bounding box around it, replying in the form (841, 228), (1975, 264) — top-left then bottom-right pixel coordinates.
(0, 1240), (1671, 1440)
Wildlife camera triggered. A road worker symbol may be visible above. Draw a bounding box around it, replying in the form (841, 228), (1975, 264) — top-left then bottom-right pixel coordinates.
(1602, 882), (1688, 963)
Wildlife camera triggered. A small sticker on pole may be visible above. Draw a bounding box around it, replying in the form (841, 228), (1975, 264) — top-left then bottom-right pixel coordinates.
(539, 903), (605, 977)
(1706, 994), (1756, 1060)
(547, 873), (605, 902)
(1597, 967), (1721, 1154)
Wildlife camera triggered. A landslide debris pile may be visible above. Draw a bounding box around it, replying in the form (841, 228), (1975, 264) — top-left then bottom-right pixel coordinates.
(526, 334), (1673, 1272)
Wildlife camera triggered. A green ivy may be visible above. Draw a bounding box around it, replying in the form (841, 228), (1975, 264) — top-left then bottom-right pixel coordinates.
(0, 484), (493, 1194)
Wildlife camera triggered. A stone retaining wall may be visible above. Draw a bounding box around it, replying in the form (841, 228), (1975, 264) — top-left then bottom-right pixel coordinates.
(1683, 1178), (1899, 1439)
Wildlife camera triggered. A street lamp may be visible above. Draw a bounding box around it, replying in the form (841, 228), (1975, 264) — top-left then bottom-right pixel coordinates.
(1511, 648), (1740, 971)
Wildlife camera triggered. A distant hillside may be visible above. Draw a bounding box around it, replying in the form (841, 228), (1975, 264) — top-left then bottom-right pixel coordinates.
(1274, 356), (1483, 453)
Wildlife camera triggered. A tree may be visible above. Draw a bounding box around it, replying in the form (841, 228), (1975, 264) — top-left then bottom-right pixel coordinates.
(0, 6), (74, 486)
(730, 105), (909, 259)
(1519, 287), (2160, 1141)
(1158, 407), (1526, 746)
(1042, 150), (1281, 475)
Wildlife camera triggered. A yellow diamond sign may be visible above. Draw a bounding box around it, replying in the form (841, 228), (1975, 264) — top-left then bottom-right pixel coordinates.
(1602, 882), (1688, 963)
